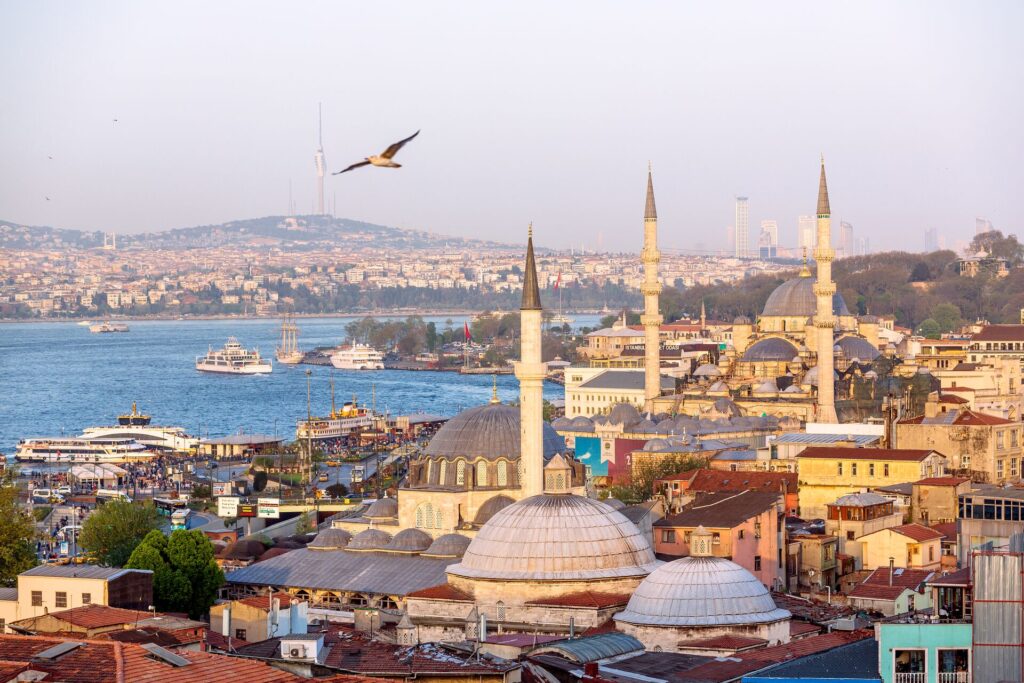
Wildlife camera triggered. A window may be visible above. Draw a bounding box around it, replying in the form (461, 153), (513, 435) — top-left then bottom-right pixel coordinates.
(837, 462), (843, 476)
(869, 463), (875, 476)
(938, 649), (970, 675)
(1012, 459), (1019, 478)
(997, 460), (1005, 479)
(754, 521), (762, 539)
(235, 629), (247, 641)
(496, 460), (508, 487)
(997, 431), (1005, 449)
(437, 460), (447, 485)
(1013, 430), (1019, 448)
(851, 463), (858, 476)
(894, 649), (926, 674)
(929, 546), (935, 562)
(496, 601), (506, 621)
(712, 533), (721, 545)
(754, 555), (762, 571)
(847, 531), (856, 541)
(738, 529), (744, 540)
(82, 593), (91, 605)
(55, 592), (67, 609)
(31, 591), (42, 607)
(0, 619), (4, 633)
(884, 464), (889, 477)
(456, 460), (466, 486)
(661, 529), (676, 543)
(476, 461), (488, 487)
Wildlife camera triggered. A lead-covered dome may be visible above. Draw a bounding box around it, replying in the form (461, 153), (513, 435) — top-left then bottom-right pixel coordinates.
(347, 528), (393, 551)
(835, 335), (881, 362)
(424, 403), (564, 461)
(422, 533), (472, 558)
(742, 337), (800, 362)
(447, 494), (659, 581)
(762, 277), (850, 318)
(615, 557), (790, 628)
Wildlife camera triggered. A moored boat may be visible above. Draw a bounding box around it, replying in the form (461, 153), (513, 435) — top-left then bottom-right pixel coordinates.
(196, 337), (272, 374)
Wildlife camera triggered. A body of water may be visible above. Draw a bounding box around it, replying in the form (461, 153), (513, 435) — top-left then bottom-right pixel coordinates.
(0, 314), (596, 456)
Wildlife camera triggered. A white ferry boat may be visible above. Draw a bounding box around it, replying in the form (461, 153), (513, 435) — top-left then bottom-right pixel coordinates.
(330, 343), (384, 370)
(79, 403), (200, 453)
(196, 338), (272, 374)
(15, 436), (155, 463)
(296, 400), (376, 442)
(89, 321), (130, 333)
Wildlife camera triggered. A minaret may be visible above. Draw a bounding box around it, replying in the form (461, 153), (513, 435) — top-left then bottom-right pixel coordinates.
(814, 156), (838, 423)
(641, 165), (663, 411)
(515, 224), (546, 497)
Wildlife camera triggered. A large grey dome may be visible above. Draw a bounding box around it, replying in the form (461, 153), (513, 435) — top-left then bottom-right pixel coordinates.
(422, 533), (472, 558)
(365, 497), (398, 519)
(383, 528), (433, 553)
(424, 403), (564, 461)
(448, 494), (659, 581)
(742, 337), (799, 362)
(836, 336), (881, 362)
(474, 494), (516, 526)
(347, 528), (393, 551)
(762, 276), (850, 318)
(615, 556), (791, 627)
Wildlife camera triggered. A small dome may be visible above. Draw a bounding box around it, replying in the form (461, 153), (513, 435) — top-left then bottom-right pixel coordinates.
(693, 364), (722, 378)
(782, 384), (803, 393)
(448, 494), (659, 581)
(551, 417), (572, 430)
(424, 402), (565, 461)
(733, 316), (752, 325)
(384, 528), (433, 553)
(222, 539), (266, 560)
(257, 547), (295, 562)
(642, 438), (671, 452)
(753, 380), (779, 395)
(803, 366), (839, 386)
(473, 495), (516, 526)
(607, 403), (641, 427)
(308, 528), (353, 551)
(708, 381), (729, 393)
(631, 418), (658, 434)
(569, 416), (595, 432)
(422, 533), (472, 558)
(742, 337), (799, 362)
(365, 497), (399, 519)
(347, 528), (393, 551)
(762, 277), (851, 318)
(615, 556), (791, 628)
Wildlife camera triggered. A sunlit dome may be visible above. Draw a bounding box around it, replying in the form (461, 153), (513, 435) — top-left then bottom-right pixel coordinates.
(762, 277), (850, 318)
(424, 403), (564, 461)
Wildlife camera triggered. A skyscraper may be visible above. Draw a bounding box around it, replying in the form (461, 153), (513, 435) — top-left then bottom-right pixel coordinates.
(839, 221), (853, 258)
(924, 227), (939, 252)
(314, 103), (326, 216)
(814, 157), (838, 423)
(735, 197), (749, 258)
(759, 220), (778, 260)
(641, 168), (662, 411)
(797, 215), (816, 253)
(976, 217), (993, 235)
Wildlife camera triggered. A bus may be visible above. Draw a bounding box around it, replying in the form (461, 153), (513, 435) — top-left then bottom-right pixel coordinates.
(154, 497), (188, 517)
(170, 508), (192, 531)
(95, 489), (132, 504)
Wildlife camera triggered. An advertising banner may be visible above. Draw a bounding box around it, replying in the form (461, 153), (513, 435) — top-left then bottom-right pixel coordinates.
(257, 498), (281, 519)
(217, 496), (240, 517)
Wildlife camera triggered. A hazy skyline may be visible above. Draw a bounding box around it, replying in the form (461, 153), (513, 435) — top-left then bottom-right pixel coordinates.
(1, 1), (1021, 252)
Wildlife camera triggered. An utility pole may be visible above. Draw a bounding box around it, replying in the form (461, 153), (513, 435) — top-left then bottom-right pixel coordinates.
(305, 369), (313, 500)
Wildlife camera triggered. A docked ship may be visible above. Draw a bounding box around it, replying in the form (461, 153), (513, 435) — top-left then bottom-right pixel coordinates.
(275, 315), (304, 364)
(89, 321), (129, 333)
(296, 381), (376, 442)
(549, 313), (575, 325)
(79, 403), (200, 453)
(196, 338), (272, 374)
(330, 343), (384, 370)
(15, 436), (155, 463)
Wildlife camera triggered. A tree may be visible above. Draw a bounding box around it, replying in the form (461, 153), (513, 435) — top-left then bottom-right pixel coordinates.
(930, 303), (963, 333)
(295, 512), (315, 535)
(126, 529), (223, 618)
(0, 469), (37, 586)
(909, 262), (931, 282)
(253, 470), (268, 493)
(79, 500), (160, 567)
(970, 230), (1024, 265)
(917, 318), (941, 339)
(326, 483), (349, 498)
(607, 454), (707, 504)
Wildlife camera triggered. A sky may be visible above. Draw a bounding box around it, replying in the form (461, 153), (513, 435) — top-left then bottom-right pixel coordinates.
(1, 1), (1021, 253)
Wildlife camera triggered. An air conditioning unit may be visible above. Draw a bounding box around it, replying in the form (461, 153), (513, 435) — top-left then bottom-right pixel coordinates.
(290, 647), (301, 658)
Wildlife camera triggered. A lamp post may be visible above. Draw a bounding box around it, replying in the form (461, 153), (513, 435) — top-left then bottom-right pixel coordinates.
(305, 369), (313, 502)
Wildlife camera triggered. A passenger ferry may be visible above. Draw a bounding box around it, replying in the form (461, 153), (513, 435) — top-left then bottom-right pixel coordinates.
(296, 397), (376, 442)
(15, 436), (155, 463)
(330, 343), (384, 370)
(89, 321), (130, 333)
(196, 337), (272, 374)
(80, 403), (199, 453)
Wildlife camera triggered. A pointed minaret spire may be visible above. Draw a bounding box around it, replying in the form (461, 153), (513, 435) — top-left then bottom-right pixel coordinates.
(817, 154), (830, 217)
(645, 165), (658, 221)
(521, 222), (542, 311)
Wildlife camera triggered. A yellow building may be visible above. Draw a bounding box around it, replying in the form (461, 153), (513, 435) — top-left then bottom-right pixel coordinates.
(795, 447), (947, 519)
(859, 523), (944, 570)
(0, 565), (152, 632)
(896, 408), (1021, 483)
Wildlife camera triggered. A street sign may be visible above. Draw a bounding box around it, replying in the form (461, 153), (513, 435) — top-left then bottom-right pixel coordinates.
(212, 483), (230, 497)
(237, 503), (257, 518)
(217, 496), (240, 517)
(257, 498), (280, 519)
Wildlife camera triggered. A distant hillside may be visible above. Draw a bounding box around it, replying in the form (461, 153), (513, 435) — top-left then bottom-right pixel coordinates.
(0, 215), (514, 252)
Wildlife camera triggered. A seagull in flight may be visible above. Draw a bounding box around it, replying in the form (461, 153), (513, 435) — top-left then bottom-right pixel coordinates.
(333, 130), (420, 175)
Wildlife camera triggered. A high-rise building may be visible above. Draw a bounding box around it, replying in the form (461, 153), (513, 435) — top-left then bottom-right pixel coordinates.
(760, 220), (779, 247)
(797, 215), (816, 252)
(314, 104), (326, 216)
(758, 220), (778, 260)
(976, 217), (993, 235)
(924, 228), (939, 252)
(839, 221), (853, 258)
(735, 197), (749, 258)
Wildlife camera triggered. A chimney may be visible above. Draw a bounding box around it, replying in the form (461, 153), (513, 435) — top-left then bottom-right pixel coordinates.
(221, 605), (231, 637)
(889, 557), (895, 586)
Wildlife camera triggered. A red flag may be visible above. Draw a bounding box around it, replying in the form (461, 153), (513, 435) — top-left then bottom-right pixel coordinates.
(464, 321), (471, 341)
(554, 271), (561, 290)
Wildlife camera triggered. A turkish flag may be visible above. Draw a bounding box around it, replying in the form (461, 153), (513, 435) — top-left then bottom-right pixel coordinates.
(464, 321), (471, 341)
(554, 272), (561, 290)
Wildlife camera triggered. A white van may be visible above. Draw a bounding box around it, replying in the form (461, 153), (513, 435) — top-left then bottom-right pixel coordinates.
(32, 488), (63, 504)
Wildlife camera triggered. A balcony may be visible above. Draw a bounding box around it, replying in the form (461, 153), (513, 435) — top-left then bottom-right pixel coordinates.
(894, 675), (926, 683)
(938, 673), (970, 683)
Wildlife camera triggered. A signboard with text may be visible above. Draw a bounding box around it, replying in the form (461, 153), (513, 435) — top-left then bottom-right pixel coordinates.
(217, 496), (240, 517)
(257, 498), (281, 519)
(237, 503), (257, 518)
(212, 483), (230, 497)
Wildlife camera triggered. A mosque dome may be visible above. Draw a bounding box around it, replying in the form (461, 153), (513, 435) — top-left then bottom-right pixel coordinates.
(365, 497), (398, 520)
(761, 277), (850, 318)
(422, 533), (472, 558)
(741, 337), (800, 362)
(753, 380), (779, 395)
(307, 528), (352, 551)
(693, 364), (722, 378)
(473, 495), (516, 526)
(603, 498), (626, 510)
(615, 528), (790, 629)
(448, 494), (659, 581)
(631, 418), (658, 434)
(347, 528), (393, 551)
(550, 417), (572, 430)
(424, 402), (564, 461)
(607, 403), (642, 428)
(803, 365), (839, 386)
(568, 416), (595, 432)
(384, 528), (433, 553)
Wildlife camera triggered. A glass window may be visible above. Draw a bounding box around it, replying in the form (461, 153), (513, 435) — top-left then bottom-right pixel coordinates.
(838, 462), (843, 476)
(235, 629), (247, 640)
(852, 463), (858, 476)
(938, 649), (970, 674)
(496, 601), (506, 621)
(31, 591), (41, 607)
(55, 592), (67, 609)
(496, 461), (508, 487)
(456, 460), (466, 486)
(847, 530), (856, 541)
(997, 432), (1005, 449)
(884, 464), (890, 477)
(661, 529), (676, 543)
(81, 593), (91, 605)
(754, 555), (762, 571)
(712, 532), (721, 545)
(894, 650), (926, 674)
(738, 529), (744, 539)
(476, 461), (487, 487)
(869, 463), (875, 476)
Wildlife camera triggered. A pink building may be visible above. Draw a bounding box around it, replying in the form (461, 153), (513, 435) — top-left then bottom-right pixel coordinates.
(652, 490), (784, 589)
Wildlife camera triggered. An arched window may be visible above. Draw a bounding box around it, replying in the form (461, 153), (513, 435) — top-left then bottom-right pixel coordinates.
(415, 505), (424, 528)
(435, 507), (444, 530)
(438, 460), (447, 487)
(426, 459), (434, 485)
(416, 502), (440, 529)
(496, 461), (508, 487)
(555, 472), (565, 490)
(496, 601), (506, 621)
(456, 460), (466, 486)
(477, 461), (488, 487)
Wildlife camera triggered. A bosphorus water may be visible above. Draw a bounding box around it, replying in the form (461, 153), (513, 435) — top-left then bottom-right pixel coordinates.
(0, 315), (592, 456)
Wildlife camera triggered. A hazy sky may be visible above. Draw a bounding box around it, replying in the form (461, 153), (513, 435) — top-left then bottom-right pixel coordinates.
(1, 1), (1021, 252)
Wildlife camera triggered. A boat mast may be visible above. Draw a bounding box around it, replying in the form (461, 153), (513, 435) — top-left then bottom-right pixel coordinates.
(330, 374), (336, 418)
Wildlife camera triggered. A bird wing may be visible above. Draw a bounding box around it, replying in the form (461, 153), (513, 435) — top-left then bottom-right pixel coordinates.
(333, 160), (372, 175)
(381, 130), (420, 159)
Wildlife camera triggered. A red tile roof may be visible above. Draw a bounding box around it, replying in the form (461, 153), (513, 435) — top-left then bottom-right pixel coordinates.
(970, 325), (1024, 342)
(0, 634), (304, 682)
(674, 630), (872, 681)
(916, 477), (970, 486)
(318, 630), (516, 675)
(849, 567), (935, 600)
(930, 522), (958, 541)
(236, 592), (300, 610)
(848, 583), (914, 601)
(685, 469), (797, 494)
(525, 591), (631, 609)
(889, 523), (945, 542)
(937, 394), (969, 404)
(676, 635), (767, 651)
(797, 447), (936, 462)
(404, 583), (473, 602)
(34, 605), (153, 630)
(928, 567), (971, 587)
(789, 621), (821, 638)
